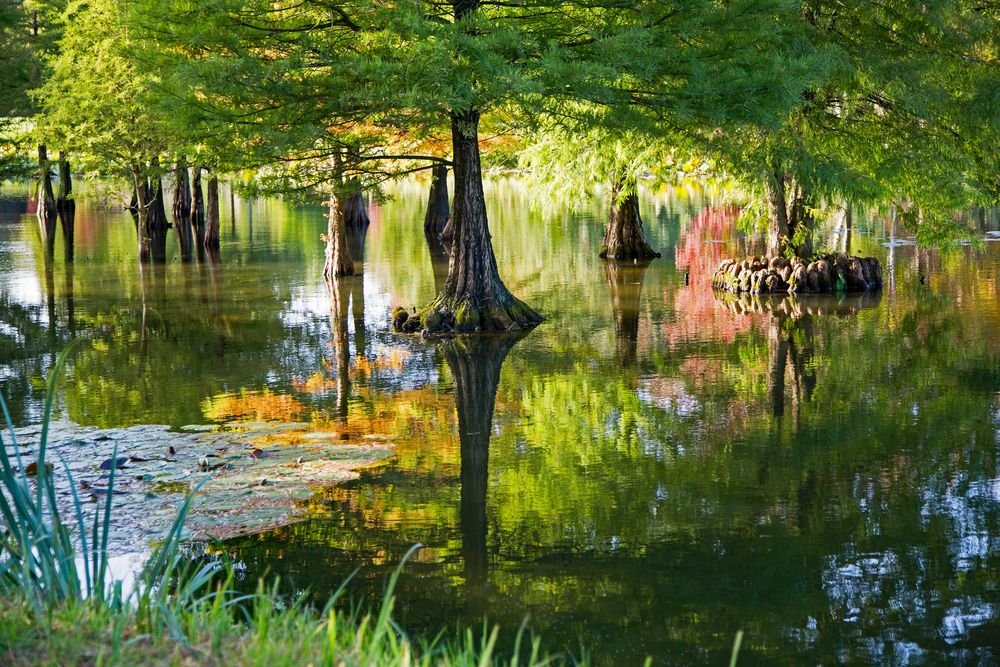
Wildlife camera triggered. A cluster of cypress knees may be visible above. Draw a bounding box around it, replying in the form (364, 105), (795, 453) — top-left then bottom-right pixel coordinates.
(391, 305), (456, 335)
(713, 254), (884, 294)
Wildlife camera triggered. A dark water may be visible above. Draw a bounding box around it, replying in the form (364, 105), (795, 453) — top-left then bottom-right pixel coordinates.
(2, 180), (1000, 664)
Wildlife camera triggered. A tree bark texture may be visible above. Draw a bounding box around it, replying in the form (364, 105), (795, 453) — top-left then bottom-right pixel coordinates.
(600, 179), (660, 260)
(323, 191), (354, 278)
(205, 175), (220, 248)
(191, 167), (205, 239)
(147, 177), (169, 263)
(36, 145), (57, 239)
(132, 168), (153, 263)
(172, 158), (193, 258)
(424, 163), (450, 235)
(346, 214), (368, 262)
(765, 167), (814, 259)
(424, 110), (541, 332)
(342, 189), (369, 231)
(605, 259), (651, 367)
(56, 153), (74, 211)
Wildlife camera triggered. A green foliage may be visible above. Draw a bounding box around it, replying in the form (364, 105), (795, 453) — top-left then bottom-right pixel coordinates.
(710, 0), (1000, 246)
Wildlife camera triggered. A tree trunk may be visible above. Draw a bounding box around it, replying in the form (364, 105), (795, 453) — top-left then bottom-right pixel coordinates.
(605, 259), (651, 367)
(764, 166), (789, 259)
(56, 152), (74, 211)
(204, 175), (220, 248)
(600, 178), (660, 260)
(346, 213), (368, 261)
(423, 110), (541, 332)
(172, 158), (193, 259)
(424, 163), (450, 235)
(842, 205), (852, 255)
(191, 166), (205, 240)
(36, 145), (57, 242)
(323, 152), (354, 278)
(324, 192), (354, 278)
(131, 167), (153, 263)
(442, 334), (523, 594)
(786, 179), (814, 257)
(147, 176), (169, 263)
(342, 188), (369, 230)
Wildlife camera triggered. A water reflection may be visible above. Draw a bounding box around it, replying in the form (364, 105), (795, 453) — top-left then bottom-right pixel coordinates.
(605, 259), (651, 367)
(1, 183), (999, 664)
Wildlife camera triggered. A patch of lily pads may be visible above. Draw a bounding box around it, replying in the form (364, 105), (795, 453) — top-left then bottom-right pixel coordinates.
(6, 420), (393, 555)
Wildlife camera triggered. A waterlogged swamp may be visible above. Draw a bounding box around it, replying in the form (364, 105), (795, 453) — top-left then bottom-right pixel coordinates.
(2, 180), (1000, 664)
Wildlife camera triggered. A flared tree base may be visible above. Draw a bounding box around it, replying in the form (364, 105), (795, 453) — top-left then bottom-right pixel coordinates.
(392, 291), (542, 335)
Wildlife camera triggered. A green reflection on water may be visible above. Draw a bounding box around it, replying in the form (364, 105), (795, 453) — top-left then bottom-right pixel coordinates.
(2, 180), (1000, 665)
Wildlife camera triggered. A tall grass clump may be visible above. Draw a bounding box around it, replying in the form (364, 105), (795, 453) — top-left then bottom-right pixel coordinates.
(0, 343), (563, 666)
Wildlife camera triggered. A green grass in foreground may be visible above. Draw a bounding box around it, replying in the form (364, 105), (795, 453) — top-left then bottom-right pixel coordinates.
(0, 343), (558, 666)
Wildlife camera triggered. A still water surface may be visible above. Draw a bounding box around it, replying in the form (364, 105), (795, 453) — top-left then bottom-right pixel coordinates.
(2, 180), (1000, 664)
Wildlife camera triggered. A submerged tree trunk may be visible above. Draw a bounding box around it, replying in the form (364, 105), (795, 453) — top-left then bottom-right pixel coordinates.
(443, 334), (523, 594)
(423, 110), (541, 332)
(424, 163), (450, 235)
(600, 178), (660, 260)
(605, 259), (652, 367)
(36, 145), (57, 240)
(56, 152), (74, 211)
(205, 175), (220, 249)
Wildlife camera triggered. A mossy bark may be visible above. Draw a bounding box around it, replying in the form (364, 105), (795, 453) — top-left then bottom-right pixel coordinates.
(599, 179), (660, 260)
(421, 110), (541, 333)
(424, 163), (450, 235)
